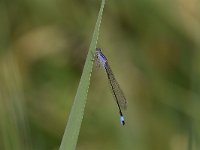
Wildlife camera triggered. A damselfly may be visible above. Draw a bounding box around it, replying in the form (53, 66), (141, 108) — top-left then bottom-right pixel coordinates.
(95, 48), (127, 125)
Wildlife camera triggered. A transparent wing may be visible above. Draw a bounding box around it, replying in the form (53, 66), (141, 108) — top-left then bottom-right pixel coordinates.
(104, 63), (127, 110)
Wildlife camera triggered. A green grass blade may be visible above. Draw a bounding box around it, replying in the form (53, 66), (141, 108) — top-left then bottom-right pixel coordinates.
(59, 0), (105, 150)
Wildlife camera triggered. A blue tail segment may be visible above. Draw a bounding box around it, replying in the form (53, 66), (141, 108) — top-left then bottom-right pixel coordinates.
(120, 116), (125, 125)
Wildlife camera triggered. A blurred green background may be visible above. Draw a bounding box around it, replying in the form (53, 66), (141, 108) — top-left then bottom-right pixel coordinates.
(0, 0), (200, 150)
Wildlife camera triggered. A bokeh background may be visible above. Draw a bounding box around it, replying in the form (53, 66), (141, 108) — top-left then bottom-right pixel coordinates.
(0, 0), (200, 150)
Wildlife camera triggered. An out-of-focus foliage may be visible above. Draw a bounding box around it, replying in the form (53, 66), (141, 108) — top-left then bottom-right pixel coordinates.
(0, 0), (200, 150)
